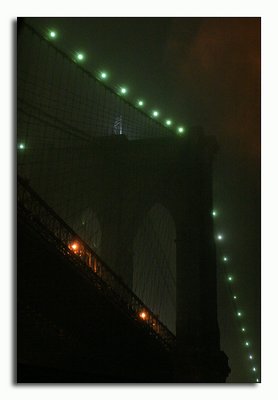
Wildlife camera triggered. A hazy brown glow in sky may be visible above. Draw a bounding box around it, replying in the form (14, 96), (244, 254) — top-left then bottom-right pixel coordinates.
(165, 18), (260, 160)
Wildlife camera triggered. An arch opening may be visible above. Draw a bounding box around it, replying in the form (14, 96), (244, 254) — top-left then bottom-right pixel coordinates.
(133, 203), (176, 334)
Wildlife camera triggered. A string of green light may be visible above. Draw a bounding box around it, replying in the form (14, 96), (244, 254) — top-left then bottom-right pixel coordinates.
(45, 28), (186, 136)
(212, 209), (260, 383)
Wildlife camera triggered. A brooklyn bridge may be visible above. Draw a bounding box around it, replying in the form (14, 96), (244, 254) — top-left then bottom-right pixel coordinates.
(17, 18), (256, 383)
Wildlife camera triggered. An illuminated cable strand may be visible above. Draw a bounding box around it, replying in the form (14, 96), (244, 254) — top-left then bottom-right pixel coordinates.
(40, 22), (187, 135)
(212, 208), (260, 383)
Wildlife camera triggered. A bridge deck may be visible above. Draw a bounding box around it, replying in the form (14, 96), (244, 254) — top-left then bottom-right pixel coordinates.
(17, 175), (176, 351)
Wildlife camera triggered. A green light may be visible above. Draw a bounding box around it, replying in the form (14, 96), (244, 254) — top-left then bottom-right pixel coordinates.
(223, 256), (228, 262)
(177, 126), (185, 136)
(138, 100), (144, 107)
(76, 53), (84, 61)
(217, 234), (223, 240)
(237, 311), (242, 317)
(100, 71), (107, 79)
(212, 210), (217, 217)
(228, 276), (233, 282)
(178, 126), (184, 133)
(256, 378), (259, 382)
(249, 354), (253, 360)
(152, 110), (159, 117)
(49, 30), (56, 38)
(252, 367), (256, 372)
(166, 119), (172, 126)
(245, 341), (250, 347)
(233, 295), (237, 299)
(18, 143), (25, 150)
(120, 87), (127, 95)
(241, 327), (246, 332)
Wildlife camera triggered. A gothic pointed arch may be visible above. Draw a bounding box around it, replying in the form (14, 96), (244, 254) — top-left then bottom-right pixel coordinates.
(133, 203), (176, 334)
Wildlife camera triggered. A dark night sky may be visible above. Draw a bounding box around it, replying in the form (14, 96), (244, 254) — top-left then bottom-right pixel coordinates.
(25, 16), (261, 382)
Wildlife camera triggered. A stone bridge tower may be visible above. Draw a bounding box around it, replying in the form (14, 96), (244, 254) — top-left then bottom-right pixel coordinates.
(77, 126), (230, 382)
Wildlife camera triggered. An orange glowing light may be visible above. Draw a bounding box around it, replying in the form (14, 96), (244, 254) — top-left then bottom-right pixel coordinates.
(139, 311), (147, 320)
(69, 241), (80, 253)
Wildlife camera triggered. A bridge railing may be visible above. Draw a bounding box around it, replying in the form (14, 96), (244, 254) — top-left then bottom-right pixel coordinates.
(17, 175), (176, 349)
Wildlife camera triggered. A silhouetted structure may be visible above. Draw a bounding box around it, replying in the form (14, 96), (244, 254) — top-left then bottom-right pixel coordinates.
(17, 20), (230, 383)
